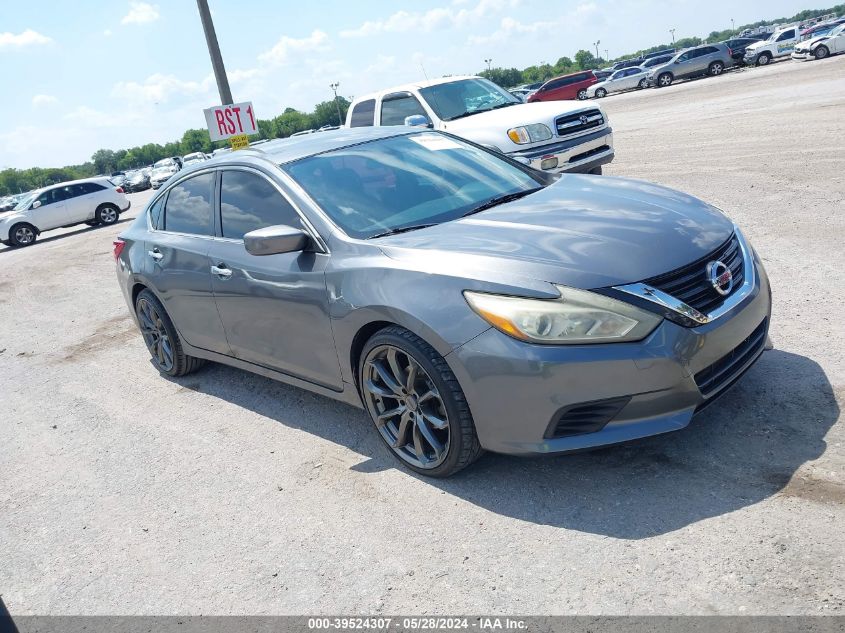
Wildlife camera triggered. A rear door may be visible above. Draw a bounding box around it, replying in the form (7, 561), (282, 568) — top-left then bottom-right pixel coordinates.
(207, 167), (342, 389)
(66, 182), (105, 222)
(145, 171), (230, 354)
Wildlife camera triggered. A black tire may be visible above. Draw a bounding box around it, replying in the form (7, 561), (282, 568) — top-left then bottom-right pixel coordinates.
(576, 89), (588, 100)
(708, 61), (725, 76)
(8, 223), (37, 247)
(756, 53), (771, 66)
(595, 88), (607, 98)
(135, 289), (206, 377)
(85, 220), (100, 227)
(96, 204), (120, 226)
(657, 72), (673, 87)
(814, 45), (829, 60)
(358, 326), (483, 477)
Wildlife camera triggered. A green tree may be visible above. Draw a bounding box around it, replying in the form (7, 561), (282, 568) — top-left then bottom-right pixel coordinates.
(180, 128), (212, 154)
(479, 67), (524, 89)
(271, 108), (312, 138)
(311, 97), (351, 128)
(574, 49), (601, 70)
(91, 149), (117, 175)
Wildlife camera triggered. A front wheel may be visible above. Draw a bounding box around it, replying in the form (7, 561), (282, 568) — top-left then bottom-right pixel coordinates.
(814, 45), (829, 60)
(709, 61), (725, 76)
(8, 223), (37, 247)
(756, 53), (771, 66)
(359, 327), (482, 477)
(576, 89), (588, 100)
(638, 78), (648, 89)
(595, 88), (607, 98)
(657, 73), (673, 87)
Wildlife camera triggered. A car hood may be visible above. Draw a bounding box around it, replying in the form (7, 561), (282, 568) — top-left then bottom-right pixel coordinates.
(745, 40), (772, 52)
(441, 101), (595, 133)
(377, 175), (735, 290)
(799, 35), (832, 48)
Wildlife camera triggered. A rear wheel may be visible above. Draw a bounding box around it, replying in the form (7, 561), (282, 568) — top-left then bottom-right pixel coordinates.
(657, 72), (673, 87)
(8, 223), (37, 247)
(359, 326), (482, 477)
(756, 52), (771, 66)
(96, 204), (119, 226)
(708, 61), (725, 76)
(135, 289), (206, 377)
(576, 89), (588, 100)
(814, 45), (830, 60)
(595, 87), (607, 98)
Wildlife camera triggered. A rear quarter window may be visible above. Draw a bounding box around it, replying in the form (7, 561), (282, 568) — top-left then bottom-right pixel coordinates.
(162, 173), (214, 236)
(349, 99), (376, 127)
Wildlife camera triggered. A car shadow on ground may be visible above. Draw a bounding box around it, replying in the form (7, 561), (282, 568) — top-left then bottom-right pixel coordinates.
(170, 348), (838, 539)
(0, 218), (133, 254)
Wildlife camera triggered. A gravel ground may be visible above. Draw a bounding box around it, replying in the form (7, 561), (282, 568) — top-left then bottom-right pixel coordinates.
(1, 58), (843, 615)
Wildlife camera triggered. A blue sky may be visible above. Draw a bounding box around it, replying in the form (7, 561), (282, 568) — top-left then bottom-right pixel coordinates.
(1, 0), (814, 168)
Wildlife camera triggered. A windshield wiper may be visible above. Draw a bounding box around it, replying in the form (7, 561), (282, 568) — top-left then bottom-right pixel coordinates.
(368, 223), (439, 239)
(461, 188), (543, 218)
(444, 110), (481, 121)
(491, 102), (519, 109)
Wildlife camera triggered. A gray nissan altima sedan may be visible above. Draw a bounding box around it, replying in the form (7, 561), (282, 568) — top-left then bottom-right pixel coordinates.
(115, 127), (772, 477)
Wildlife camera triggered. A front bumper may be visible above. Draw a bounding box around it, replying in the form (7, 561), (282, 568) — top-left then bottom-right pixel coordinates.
(446, 259), (772, 455)
(791, 50), (813, 60)
(507, 127), (614, 174)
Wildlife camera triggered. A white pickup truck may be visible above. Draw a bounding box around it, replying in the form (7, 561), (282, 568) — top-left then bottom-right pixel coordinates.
(743, 26), (801, 65)
(346, 75), (614, 174)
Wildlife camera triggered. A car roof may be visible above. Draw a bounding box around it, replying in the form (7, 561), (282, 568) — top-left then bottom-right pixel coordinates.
(353, 75), (485, 103)
(31, 177), (112, 194)
(198, 127), (416, 168)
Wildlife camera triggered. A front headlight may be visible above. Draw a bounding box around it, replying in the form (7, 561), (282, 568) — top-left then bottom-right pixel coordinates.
(464, 285), (662, 344)
(507, 123), (552, 145)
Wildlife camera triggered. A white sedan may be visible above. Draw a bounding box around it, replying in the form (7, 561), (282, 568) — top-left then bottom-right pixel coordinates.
(586, 66), (650, 98)
(792, 23), (845, 60)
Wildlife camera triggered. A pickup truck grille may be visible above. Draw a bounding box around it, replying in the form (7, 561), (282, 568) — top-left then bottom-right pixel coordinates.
(643, 233), (744, 315)
(555, 109), (604, 137)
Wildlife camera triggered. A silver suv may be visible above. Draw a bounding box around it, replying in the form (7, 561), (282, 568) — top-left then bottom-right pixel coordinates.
(647, 43), (733, 88)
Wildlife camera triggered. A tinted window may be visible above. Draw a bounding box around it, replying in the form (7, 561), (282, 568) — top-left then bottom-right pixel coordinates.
(149, 196), (165, 230)
(37, 187), (70, 205)
(220, 171), (300, 240)
(79, 182), (106, 194)
(701, 46), (719, 55)
(777, 30), (795, 40)
(380, 94), (427, 126)
(349, 99), (376, 127)
(163, 173), (214, 235)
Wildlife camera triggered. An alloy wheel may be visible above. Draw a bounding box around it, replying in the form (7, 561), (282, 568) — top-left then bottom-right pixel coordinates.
(100, 207), (118, 224)
(577, 89), (588, 100)
(596, 88), (607, 98)
(815, 46), (829, 59)
(362, 345), (450, 469)
(14, 226), (35, 244)
(711, 63), (724, 75)
(659, 74), (672, 87)
(137, 297), (175, 372)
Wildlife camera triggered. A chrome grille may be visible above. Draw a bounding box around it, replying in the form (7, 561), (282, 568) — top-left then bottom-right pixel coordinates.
(643, 234), (744, 315)
(555, 109), (604, 137)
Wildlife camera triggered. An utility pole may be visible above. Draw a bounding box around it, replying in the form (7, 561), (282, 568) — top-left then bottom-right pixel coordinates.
(196, 0), (233, 105)
(604, 49), (609, 61)
(593, 40), (601, 58)
(484, 58), (492, 71)
(731, 18), (735, 31)
(330, 82), (342, 126)
(669, 28), (676, 44)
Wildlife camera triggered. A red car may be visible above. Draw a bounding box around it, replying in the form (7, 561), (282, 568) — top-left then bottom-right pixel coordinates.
(527, 70), (598, 102)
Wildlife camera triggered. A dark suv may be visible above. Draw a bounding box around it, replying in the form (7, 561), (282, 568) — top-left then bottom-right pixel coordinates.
(646, 43), (734, 88)
(723, 37), (763, 64)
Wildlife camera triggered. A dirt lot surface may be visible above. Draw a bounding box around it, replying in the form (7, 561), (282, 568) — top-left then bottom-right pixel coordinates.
(1, 58), (844, 615)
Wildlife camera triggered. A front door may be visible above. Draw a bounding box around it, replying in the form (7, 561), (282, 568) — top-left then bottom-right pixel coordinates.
(208, 168), (342, 390)
(145, 172), (229, 354)
(32, 187), (71, 230)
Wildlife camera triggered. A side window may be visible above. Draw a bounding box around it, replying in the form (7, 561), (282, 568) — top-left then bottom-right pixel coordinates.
(349, 99), (376, 127)
(67, 184), (89, 198)
(677, 52), (691, 62)
(220, 170), (301, 240)
(148, 196), (165, 230)
(163, 173), (214, 236)
(380, 94), (427, 126)
(38, 187), (69, 205)
(79, 182), (106, 195)
(777, 30), (794, 41)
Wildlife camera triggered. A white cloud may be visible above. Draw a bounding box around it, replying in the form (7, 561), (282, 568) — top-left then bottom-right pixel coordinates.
(32, 94), (58, 107)
(0, 29), (53, 49)
(468, 3), (598, 46)
(257, 30), (330, 66)
(104, 29), (113, 37)
(111, 73), (214, 103)
(121, 2), (160, 25)
(340, 0), (518, 37)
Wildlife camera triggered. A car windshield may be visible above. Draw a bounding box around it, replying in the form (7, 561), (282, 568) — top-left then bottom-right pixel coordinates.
(282, 133), (544, 239)
(153, 159), (174, 168)
(829, 24), (845, 35)
(418, 78), (520, 122)
(15, 192), (38, 211)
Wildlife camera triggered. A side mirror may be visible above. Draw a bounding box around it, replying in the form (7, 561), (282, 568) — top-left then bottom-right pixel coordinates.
(244, 224), (309, 256)
(31, 200), (42, 209)
(404, 114), (432, 128)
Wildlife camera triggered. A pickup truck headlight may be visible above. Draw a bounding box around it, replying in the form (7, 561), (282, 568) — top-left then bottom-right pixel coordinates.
(507, 124), (552, 145)
(464, 286), (662, 344)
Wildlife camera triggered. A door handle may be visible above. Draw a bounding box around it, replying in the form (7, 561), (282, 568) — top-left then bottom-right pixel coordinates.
(211, 263), (232, 279)
(148, 248), (163, 261)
